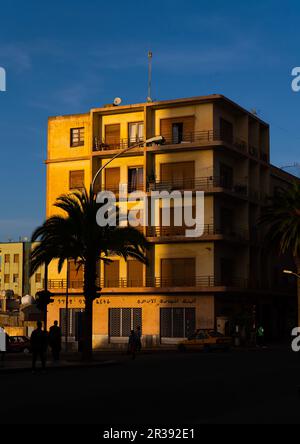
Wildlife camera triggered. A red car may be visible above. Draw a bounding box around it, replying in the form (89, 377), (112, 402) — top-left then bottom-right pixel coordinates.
(7, 336), (31, 353)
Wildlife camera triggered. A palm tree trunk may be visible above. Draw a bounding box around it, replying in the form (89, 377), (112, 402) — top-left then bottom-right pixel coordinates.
(82, 258), (97, 361)
(295, 256), (300, 327)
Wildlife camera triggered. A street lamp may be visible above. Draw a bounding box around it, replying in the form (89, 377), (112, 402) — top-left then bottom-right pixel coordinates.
(91, 136), (164, 192)
(283, 270), (300, 279)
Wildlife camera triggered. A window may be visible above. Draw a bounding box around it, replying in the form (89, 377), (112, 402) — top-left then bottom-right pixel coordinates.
(128, 167), (143, 192)
(220, 207), (234, 234)
(219, 163), (233, 189)
(172, 122), (183, 144)
(60, 308), (84, 339)
(161, 258), (196, 287)
(105, 167), (120, 193)
(127, 260), (143, 287)
(128, 122), (144, 146)
(70, 127), (84, 147)
(69, 170), (84, 190)
(68, 260), (83, 288)
(35, 273), (41, 284)
(104, 261), (120, 287)
(160, 116), (195, 144)
(220, 258), (234, 286)
(105, 124), (120, 149)
(13, 254), (19, 264)
(4, 274), (10, 284)
(220, 118), (233, 144)
(160, 308), (196, 338)
(160, 161), (195, 190)
(13, 274), (19, 284)
(109, 308), (142, 338)
(4, 254), (10, 263)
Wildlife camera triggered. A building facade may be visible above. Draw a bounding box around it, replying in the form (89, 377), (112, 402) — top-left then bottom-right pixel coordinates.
(0, 241), (45, 300)
(46, 95), (297, 349)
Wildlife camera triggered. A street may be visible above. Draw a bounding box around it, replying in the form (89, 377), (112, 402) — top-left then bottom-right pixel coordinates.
(1, 346), (300, 425)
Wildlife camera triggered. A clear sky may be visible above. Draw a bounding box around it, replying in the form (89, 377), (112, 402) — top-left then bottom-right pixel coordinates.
(0, 0), (299, 241)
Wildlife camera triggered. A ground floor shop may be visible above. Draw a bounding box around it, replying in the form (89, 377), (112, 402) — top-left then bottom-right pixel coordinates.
(47, 290), (296, 349)
(47, 294), (215, 349)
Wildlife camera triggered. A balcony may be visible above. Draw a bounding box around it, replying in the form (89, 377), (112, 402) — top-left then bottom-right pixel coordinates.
(147, 176), (248, 197)
(146, 225), (249, 242)
(94, 137), (144, 152)
(47, 276), (249, 291)
(93, 130), (248, 153)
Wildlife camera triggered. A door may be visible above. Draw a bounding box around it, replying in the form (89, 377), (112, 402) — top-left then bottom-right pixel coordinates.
(104, 260), (120, 287)
(160, 161), (194, 190)
(127, 260), (143, 287)
(161, 258), (196, 286)
(105, 124), (120, 149)
(105, 167), (120, 193)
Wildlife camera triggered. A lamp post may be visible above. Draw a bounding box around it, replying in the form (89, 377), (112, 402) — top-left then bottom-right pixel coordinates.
(91, 136), (163, 192)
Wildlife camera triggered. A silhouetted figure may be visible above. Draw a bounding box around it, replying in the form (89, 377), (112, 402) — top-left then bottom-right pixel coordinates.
(49, 321), (62, 362)
(136, 326), (142, 352)
(30, 321), (48, 372)
(128, 330), (138, 360)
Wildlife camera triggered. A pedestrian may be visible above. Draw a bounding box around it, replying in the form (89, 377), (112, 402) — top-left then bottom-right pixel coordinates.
(30, 321), (48, 373)
(49, 321), (62, 362)
(136, 326), (142, 352)
(256, 325), (265, 347)
(128, 330), (138, 360)
(0, 327), (9, 367)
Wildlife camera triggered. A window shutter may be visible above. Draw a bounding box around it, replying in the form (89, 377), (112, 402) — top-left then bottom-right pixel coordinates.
(105, 167), (120, 193)
(127, 260), (143, 286)
(69, 170), (84, 189)
(104, 261), (120, 287)
(105, 124), (120, 148)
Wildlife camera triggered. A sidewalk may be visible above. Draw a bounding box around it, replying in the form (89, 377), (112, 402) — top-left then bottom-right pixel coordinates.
(0, 356), (119, 374)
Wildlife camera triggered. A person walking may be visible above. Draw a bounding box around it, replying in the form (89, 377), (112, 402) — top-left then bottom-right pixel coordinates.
(49, 321), (62, 362)
(136, 326), (142, 352)
(128, 330), (138, 360)
(30, 321), (48, 373)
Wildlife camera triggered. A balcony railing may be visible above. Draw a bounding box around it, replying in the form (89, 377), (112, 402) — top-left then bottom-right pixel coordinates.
(47, 276), (249, 290)
(146, 225), (249, 240)
(94, 137), (144, 152)
(93, 130), (248, 153)
(147, 176), (248, 196)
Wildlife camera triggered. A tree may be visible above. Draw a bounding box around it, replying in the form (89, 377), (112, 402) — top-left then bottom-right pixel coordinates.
(260, 182), (300, 324)
(30, 186), (147, 361)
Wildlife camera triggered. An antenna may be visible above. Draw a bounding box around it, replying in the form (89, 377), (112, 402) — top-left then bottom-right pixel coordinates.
(147, 51), (153, 103)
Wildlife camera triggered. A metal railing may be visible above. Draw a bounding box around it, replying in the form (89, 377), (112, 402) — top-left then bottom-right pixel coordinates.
(146, 224), (249, 240)
(147, 176), (248, 196)
(94, 137), (144, 152)
(93, 130), (248, 152)
(47, 276), (249, 290)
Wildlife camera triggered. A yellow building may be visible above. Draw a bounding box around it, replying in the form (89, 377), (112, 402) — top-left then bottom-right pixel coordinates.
(0, 241), (45, 299)
(46, 94), (297, 349)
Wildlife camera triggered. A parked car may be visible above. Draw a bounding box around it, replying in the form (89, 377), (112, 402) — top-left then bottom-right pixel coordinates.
(178, 329), (232, 352)
(7, 336), (31, 353)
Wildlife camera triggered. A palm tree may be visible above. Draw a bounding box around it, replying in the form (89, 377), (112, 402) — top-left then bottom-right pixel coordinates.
(260, 181), (300, 324)
(30, 186), (148, 360)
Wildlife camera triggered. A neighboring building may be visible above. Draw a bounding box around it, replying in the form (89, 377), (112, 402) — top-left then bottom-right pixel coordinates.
(0, 241), (45, 299)
(46, 94), (298, 349)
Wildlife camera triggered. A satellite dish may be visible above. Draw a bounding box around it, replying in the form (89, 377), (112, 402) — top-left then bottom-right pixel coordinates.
(113, 97), (122, 106)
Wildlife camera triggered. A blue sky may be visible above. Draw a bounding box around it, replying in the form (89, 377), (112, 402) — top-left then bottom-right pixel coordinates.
(0, 0), (299, 241)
